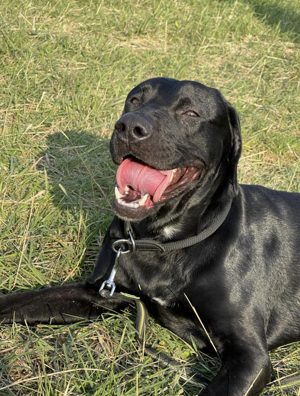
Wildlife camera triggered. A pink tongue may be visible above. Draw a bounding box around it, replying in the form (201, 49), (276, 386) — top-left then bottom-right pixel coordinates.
(116, 158), (173, 202)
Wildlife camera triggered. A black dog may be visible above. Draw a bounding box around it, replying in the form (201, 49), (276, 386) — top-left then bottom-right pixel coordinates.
(1, 77), (300, 395)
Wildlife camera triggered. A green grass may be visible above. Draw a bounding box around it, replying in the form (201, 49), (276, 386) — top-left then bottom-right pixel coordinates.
(0, 0), (299, 394)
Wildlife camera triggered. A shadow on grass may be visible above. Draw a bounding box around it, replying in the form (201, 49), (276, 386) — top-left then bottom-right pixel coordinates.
(37, 129), (116, 269)
(224, 0), (300, 42)
(39, 129), (115, 227)
(249, 0), (300, 41)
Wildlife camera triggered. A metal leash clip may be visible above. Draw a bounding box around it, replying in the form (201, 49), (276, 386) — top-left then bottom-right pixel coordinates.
(99, 248), (121, 296)
(99, 231), (136, 297)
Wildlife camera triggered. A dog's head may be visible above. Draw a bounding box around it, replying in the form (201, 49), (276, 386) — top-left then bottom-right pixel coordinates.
(110, 77), (242, 222)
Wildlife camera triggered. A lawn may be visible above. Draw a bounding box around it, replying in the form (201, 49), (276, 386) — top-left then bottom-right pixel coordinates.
(0, 0), (299, 394)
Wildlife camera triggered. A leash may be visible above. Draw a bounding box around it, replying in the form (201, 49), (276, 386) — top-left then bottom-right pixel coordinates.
(99, 288), (210, 386)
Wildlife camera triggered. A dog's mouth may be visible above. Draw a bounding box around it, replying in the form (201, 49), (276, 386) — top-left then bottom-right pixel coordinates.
(114, 157), (200, 216)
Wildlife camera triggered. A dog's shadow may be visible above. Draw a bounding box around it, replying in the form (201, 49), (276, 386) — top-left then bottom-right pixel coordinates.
(37, 130), (116, 275)
(40, 130), (115, 209)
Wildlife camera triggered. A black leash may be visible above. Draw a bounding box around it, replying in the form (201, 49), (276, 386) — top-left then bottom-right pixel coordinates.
(99, 288), (209, 387)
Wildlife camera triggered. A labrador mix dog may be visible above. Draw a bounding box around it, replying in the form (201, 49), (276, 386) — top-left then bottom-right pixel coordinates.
(1, 77), (300, 395)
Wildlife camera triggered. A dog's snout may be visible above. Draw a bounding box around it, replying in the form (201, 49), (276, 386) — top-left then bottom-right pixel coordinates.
(114, 114), (152, 142)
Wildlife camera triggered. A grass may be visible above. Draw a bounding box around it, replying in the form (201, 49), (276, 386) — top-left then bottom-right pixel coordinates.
(0, 0), (299, 394)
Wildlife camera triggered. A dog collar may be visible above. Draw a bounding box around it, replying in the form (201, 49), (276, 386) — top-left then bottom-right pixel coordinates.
(117, 198), (233, 253)
(99, 198), (232, 296)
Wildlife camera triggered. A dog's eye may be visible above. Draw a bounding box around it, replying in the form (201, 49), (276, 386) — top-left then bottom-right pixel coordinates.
(130, 97), (139, 104)
(184, 110), (199, 117)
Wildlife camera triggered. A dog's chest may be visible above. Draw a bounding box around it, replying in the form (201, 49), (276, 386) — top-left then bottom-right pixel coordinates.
(120, 251), (185, 308)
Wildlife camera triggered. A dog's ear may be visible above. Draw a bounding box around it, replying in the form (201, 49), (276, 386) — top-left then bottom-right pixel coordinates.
(226, 102), (242, 194)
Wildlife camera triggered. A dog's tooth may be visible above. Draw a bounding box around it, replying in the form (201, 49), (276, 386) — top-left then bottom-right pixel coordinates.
(115, 186), (124, 200)
(139, 194), (149, 206)
(126, 201), (139, 208)
(170, 169), (177, 183)
(161, 168), (178, 183)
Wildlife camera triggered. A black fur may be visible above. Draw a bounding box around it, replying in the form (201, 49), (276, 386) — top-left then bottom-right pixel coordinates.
(1, 78), (299, 395)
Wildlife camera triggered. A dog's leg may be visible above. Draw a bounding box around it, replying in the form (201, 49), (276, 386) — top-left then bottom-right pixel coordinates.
(200, 345), (273, 396)
(0, 281), (127, 325)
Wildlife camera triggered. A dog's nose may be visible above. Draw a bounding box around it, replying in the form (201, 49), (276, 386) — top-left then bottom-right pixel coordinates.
(114, 114), (152, 141)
